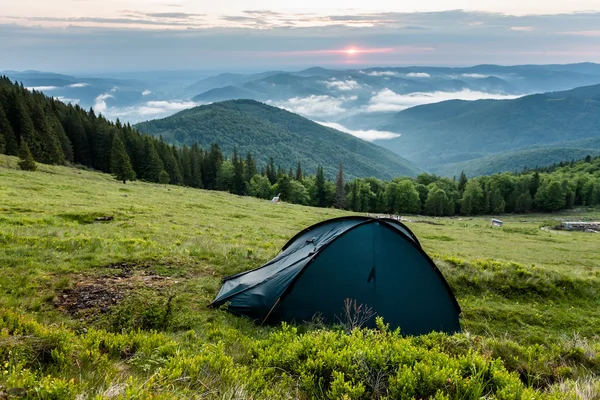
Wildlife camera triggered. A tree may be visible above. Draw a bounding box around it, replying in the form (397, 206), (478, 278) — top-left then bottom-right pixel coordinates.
(275, 175), (292, 201)
(314, 166), (327, 207)
(0, 104), (16, 155)
(295, 161), (303, 182)
(288, 180), (310, 205)
(247, 175), (272, 199)
(244, 152), (257, 183)
(535, 179), (566, 211)
(333, 162), (346, 209)
(216, 159), (234, 191)
(158, 170), (170, 187)
(110, 134), (135, 184)
(17, 137), (36, 171)
(489, 188), (506, 213)
(266, 157), (277, 184)
(394, 180), (421, 214)
(425, 187), (449, 216)
(142, 138), (164, 182)
(460, 180), (484, 215)
(232, 146), (245, 195)
(458, 171), (468, 195)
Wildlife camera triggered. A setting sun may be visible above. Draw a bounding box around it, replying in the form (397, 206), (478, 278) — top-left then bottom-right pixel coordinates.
(345, 48), (358, 55)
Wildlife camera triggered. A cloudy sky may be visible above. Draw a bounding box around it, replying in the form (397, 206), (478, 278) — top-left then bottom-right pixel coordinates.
(2, 0), (600, 72)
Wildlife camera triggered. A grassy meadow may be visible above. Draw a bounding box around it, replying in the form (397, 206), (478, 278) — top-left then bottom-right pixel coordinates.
(1, 154), (599, 399)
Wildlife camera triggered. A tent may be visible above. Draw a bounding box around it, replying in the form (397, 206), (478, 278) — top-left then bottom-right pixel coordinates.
(210, 216), (461, 335)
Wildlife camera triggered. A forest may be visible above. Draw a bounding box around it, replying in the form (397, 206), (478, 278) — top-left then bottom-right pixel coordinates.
(1, 76), (599, 217)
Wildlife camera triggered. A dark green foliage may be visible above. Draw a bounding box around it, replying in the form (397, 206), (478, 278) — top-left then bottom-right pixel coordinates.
(0, 103), (16, 154)
(232, 146), (245, 195)
(244, 152), (257, 183)
(110, 134), (136, 184)
(17, 137), (36, 171)
(159, 170), (170, 186)
(134, 100), (420, 180)
(314, 166), (326, 207)
(295, 161), (303, 182)
(142, 138), (164, 182)
(333, 163), (346, 209)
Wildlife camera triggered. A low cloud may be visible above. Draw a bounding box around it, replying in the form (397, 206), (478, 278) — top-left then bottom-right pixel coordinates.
(55, 96), (80, 104)
(366, 89), (521, 112)
(68, 83), (89, 88)
(462, 73), (489, 79)
(97, 100), (199, 123)
(26, 86), (57, 91)
(94, 93), (114, 113)
(317, 121), (400, 141)
(268, 95), (356, 118)
(142, 89), (152, 96)
(362, 70), (400, 77)
(406, 72), (431, 78)
(322, 79), (360, 91)
(510, 26), (535, 31)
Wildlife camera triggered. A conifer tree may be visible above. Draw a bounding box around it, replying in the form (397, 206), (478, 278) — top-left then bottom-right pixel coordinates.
(458, 171), (468, 195)
(110, 134), (136, 184)
(333, 162), (346, 209)
(244, 152), (257, 183)
(189, 143), (203, 188)
(295, 161), (303, 182)
(142, 138), (164, 182)
(266, 157), (276, 184)
(159, 170), (170, 187)
(0, 104), (16, 155)
(18, 137), (36, 171)
(232, 146), (245, 195)
(315, 166), (326, 207)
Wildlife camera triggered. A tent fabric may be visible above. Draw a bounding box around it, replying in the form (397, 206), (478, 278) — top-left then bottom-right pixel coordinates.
(211, 216), (461, 335)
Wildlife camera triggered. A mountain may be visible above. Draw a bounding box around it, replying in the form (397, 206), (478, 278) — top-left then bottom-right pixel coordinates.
(435, 148), (600, 177)
(134, 100), (420, 180)
(371, 84), (600, 174)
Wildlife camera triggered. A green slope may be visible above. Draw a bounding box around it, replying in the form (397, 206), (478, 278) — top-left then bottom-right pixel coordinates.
(374, 84), (600, 169)
(435, 147), (600, 177)
(135, 100), (420, 179)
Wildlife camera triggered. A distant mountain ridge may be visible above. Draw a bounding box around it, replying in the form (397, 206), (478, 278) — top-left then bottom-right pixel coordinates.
(369, 83), (600, 175)
(135, 100), (421, 180)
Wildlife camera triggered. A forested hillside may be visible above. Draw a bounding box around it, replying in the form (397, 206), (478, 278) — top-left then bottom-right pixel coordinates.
(373, 84), (600, 171)
(134, 100), (420, 180)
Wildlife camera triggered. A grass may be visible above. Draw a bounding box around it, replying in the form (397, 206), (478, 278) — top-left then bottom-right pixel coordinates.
(1, 154), (599, 399)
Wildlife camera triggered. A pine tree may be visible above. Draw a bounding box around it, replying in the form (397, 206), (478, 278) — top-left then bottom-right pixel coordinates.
(0, 103), (16, 155)
(110, 134), (136, 184)
(295, 161), (303, 182)
(158, 170), (170, 187)
(458, 171), (468, 195)
(189, 143), (203, 188)
(232, 146), (245, 195)
(315, 166), (326, 207)
(266, 157), (276, 184)
(244, 152), (257, 183)
(333, 162), (346, 209)
(142, 138), (164, 182)
(17, 137), (36, 171)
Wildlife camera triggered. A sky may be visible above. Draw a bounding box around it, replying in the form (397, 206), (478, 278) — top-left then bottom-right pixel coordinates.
(1, 0), (600, 72)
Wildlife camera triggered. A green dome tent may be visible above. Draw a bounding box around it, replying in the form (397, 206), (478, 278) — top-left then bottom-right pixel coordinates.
(211, 216), (461, 335)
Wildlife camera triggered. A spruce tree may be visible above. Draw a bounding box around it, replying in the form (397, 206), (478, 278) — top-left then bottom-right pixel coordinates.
(295, 161), (303, 182)
(244, 152), (257, 183)
(333, 162), (346, 209)
(315, 166), (326, 207)
(110, 134), (136, 184)
(266, 157), (276, 184)
(142, 138), (164, 182)
(17, 138), (36, 171)
(232, 146), (245, 195)
(0, 103), (16, 155)
(158, 170), (170, 187)
(458, 171), (468, 195)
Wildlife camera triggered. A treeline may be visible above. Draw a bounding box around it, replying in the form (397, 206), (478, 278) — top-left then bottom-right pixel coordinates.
(1, 76), (599, 216)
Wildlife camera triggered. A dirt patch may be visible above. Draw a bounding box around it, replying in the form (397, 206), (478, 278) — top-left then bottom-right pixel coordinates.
(54, 264), (178, 320)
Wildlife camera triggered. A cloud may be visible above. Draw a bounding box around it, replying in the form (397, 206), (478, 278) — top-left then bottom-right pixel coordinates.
(316, 121), (400, 141)
(142, 89), (152, 96)
(406, 72), (431, 78)
(143, 12), (205, 19)
(462, 73), (488, 79)
(322, 79), (361, 91)
(362, 70), (400, 77)
(26, 86), (57, 91)
(268, 95), (356, 118)
(510, 26), (535, 31)
(94, 93), (114, 113)
(55, 96), (80, 104)
(68, 83), (89, 88)
(366, 89), (521, 112)
(94, 100), (199, 123)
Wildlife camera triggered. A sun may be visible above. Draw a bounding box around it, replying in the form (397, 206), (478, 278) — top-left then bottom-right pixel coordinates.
(345, 48), (358, 55)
